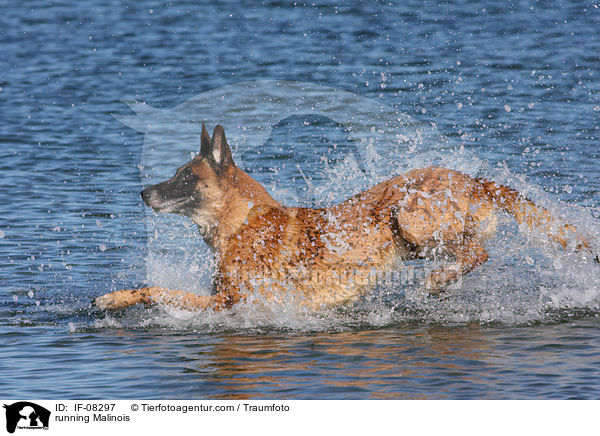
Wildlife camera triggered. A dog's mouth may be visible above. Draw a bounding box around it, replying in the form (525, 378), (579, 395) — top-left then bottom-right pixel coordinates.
(150, 198), (190, 214)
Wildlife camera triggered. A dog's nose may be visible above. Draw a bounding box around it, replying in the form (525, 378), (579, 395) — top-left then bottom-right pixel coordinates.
(141, 187), (163, 209)
(141, 188), (152, 205)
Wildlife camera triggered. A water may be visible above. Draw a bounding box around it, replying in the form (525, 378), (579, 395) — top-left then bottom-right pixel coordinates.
(1, 0), (600, 399)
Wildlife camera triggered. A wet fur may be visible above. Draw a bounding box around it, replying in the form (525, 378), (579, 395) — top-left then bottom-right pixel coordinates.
(94, 124), (596, 312)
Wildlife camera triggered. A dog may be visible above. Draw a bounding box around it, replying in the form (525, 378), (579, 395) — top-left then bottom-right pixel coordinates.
(94, 124), (597, 312)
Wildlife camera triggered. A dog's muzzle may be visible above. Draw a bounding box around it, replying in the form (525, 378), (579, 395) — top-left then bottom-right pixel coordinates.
(141, 187), (169, 211)
(141, 187), (156, 208)
(141, 187), (191, 214)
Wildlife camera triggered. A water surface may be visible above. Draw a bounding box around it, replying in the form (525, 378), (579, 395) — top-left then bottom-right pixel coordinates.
(1, 0), (600, 399)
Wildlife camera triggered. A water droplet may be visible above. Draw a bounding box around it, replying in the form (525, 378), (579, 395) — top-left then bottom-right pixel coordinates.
(553, 258), (563, 270)
(525, 256), (534, 265)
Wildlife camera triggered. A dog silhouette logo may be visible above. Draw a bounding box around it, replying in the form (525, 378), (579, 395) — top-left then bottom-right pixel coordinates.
(3, 402), (50, 433)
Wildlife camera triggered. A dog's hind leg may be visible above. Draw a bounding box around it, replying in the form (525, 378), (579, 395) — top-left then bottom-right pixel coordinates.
(424, 237), (489, 294)
(93, 287), (231, 311)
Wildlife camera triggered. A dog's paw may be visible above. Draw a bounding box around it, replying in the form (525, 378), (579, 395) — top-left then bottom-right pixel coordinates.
(92, 293), (121, 311)
(93, 289), (147, 310)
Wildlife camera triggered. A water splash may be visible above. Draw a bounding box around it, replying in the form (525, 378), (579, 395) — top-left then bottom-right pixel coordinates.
(99, 81), (600, 331)
(91, 138), (600, 331)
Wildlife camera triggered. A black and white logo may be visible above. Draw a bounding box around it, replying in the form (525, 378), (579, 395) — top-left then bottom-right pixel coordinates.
(3, 402), (50, 434)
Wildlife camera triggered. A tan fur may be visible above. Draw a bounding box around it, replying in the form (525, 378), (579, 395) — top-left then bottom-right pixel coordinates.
(95, 125), (596, 312)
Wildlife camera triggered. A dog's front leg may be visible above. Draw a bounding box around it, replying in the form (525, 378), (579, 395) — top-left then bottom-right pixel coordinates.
(93, 287), (228, 311)
(93, 288), (151, 310)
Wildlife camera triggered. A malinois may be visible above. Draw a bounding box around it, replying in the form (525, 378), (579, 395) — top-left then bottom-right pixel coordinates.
(95, 124), (597, 311)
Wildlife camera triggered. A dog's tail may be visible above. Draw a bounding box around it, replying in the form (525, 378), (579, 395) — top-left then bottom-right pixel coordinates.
(477, 178), (598, 261)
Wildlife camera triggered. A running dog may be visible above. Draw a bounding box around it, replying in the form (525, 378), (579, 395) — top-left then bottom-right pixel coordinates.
(94, 124), (597, 311)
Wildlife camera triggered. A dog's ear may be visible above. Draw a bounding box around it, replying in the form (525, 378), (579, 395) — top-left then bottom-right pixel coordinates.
(200, 123), (211, 157)
(209, 125), (233, 169)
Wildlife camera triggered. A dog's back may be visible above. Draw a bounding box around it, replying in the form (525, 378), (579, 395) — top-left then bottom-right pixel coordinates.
(216, 166), (502, 307)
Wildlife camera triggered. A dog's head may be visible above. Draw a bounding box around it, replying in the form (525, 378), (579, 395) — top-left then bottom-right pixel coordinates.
(141, 124), (238, 237)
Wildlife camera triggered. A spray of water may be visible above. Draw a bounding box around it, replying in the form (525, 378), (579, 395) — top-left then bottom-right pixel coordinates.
(90, 81), (600, 331)
(88, 143), (600, 332)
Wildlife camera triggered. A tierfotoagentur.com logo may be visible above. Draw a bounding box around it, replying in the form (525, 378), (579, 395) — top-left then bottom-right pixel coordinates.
(3, 402), (50, 434)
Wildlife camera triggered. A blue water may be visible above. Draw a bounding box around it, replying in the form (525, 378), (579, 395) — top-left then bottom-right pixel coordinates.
(1, 0), (600, 399)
